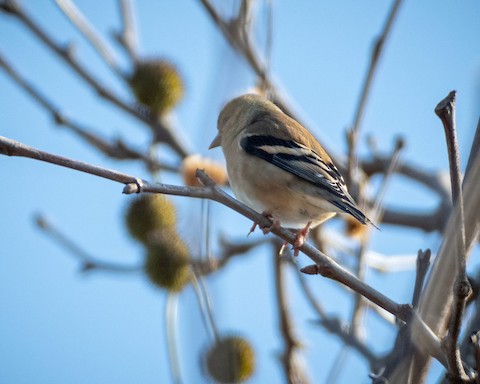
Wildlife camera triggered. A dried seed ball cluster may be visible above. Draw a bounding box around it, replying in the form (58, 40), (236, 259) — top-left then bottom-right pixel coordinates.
(205, 336), (255, 383)
(144, 231), (191, 292)
(130, 59), (184, 115)
(125, 195), (191, 292)
(125, 194), (176, 244)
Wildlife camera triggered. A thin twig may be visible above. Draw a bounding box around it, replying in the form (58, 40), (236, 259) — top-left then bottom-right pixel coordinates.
(54, 0), (124, 77)
(351, 138), (404, 334)
(190, 273), (220, 341)
(1, 0), (188, 157)
(411, 249), (431, 309)
(295, 266), (379, 367)
(198, 0), (304, 128)
(464, 117), (480, 184)
(435, 91), (471, 381)
(346, 0), (404, 192)
(362, 154), (452, 232)
(0, 53), (177, 172)
(273, 243), (310, 384)
(391, 95), (480, 384)
(34, 214), (141, 273)
(166, 293), (184, 384)
(115, 0), (138, 62)
(0, 135), (447, 367)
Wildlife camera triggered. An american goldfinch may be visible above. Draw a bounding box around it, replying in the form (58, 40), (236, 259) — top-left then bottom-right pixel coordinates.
(209, 94), (372, 250)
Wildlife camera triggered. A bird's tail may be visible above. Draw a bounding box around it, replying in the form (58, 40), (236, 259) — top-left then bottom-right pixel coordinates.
(330, 199), (379, 230)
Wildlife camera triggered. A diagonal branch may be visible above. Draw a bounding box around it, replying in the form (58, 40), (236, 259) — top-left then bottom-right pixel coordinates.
(0, 0), (188, 157)
(34, 214), (141, 273)
(0, 53), (177, 172)
(54, 0), (124, 77)
(0, 134), (447, 368)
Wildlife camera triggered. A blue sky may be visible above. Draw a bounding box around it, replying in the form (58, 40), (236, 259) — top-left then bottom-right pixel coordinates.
(1, 1), (479, 383)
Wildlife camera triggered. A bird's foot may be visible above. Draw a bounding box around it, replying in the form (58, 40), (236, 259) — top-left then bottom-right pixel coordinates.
(277, 221), (312, 257)
(248, 212), (280, 236)
(292, 221), (312, 257)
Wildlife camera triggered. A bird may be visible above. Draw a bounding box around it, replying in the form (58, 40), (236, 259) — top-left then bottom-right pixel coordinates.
(209, 93), (373, 254)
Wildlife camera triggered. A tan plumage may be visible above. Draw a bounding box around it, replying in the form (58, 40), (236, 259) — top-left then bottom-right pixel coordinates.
(209, 93), (371, 231)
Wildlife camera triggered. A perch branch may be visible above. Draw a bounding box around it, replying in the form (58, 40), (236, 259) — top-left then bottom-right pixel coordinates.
(0, 135), (447, 367)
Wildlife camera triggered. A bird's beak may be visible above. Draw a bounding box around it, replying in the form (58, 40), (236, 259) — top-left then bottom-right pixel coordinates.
(209, 133), (222, 149)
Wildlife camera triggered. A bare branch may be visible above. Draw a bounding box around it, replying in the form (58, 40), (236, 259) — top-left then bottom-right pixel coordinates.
(0, 135), (447, 368)
(295, 266), (379, 367)
(1, 0), (188, 157)
(34, 214), (140, 273)
(54, 0), (124, 77)
(464, 117), (480, 184)
(347, 0), (404, 193)
(435, 91), (471, 381)
(412, 249), (431, 309)
(274, 244), (310, 384)
(115, 0), (139, 62)
(0, 53), (177, 172)
(362, 153), (452, 231)
(351, 138), (404, 334)
(390, 96), (480, 384)
(198, 0), (307, 130)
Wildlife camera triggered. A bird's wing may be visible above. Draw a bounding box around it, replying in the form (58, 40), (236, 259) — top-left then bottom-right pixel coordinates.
(240, 133), (370, 224)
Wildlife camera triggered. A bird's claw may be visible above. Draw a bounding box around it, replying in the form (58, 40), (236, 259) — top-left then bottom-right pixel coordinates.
(247, 212), (280, 236)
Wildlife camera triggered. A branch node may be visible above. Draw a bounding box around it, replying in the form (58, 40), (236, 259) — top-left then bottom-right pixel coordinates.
(397, 303), (413, 323)
(456, 279), (473, 300)
(53, 111), (67, 125)
(300, 264), (320, 275)
(0, 0), (18, 14)
(122, 179), (143, 194)
(195, 168), (217, 187)
(435, 90), (457, 118)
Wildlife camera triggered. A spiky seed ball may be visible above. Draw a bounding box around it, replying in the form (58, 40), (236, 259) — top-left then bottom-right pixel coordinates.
(181, 154), (228, 187)
(205, 336), (255, 383)
(145, 230), (191, 292)
(125, 194), (176, 244)
(130, 59), (184, 115)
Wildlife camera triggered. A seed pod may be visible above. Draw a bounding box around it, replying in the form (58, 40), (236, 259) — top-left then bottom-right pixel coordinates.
(130, 59), (184, 115)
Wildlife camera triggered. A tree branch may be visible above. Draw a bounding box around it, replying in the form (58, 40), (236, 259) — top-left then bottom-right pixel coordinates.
(435, 91), (471, 381)
(114, 0), (139, 63)
(54, 0), (124, 77)
(0, 0), (188, 157)
(346, 0), (404, 193)
(34, 214), (141, 273)
(0, 134), (447, 368)
(0, 53), (177, 172)
(274, 244), (310, 384)
(389, 95), (480, 384)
